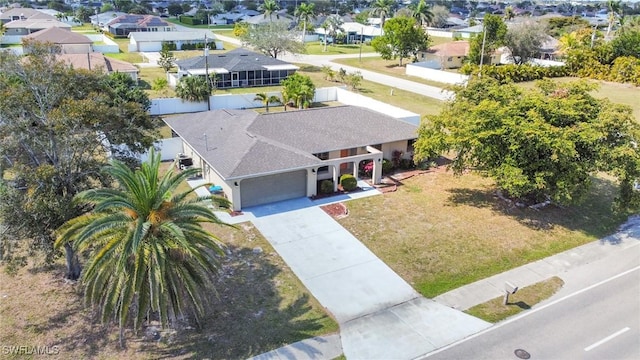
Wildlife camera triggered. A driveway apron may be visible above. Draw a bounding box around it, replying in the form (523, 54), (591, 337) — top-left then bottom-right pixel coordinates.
(247, 197), (490, 359)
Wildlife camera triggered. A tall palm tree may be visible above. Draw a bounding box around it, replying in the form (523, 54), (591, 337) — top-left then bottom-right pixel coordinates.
(295, 2), (316, 44)
(254, 92), (281, 112)
(55, 148), (229, 347)
(323, 14), (344, 48)
(321, 22), (330, 52)
(260, 0), (280, 22)
(370, 0), (395, 30)
(176, 76), (211, 103)
(410, 0), (433, 28)
(504, 5), (515, 21)
(606, 0), (622, 38)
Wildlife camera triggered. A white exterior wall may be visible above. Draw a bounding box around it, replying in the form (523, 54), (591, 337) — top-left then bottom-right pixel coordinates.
(62, 43), (92, 54)
(425, 29), (454, 38)
(149, 98), (209, 115)
(1, 35), (24, 44)
(86, 34), (119, 53)
(405, 64), (470, 85)
(139, 137), (184, 162)
(382, 140), (412, 160)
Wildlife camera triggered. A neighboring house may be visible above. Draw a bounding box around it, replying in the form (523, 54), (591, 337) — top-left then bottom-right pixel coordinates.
(23, 27), (92, 54)
(209, 12), (250, 25)
(2, 16), (70, 37)
(57, 52), (139, 82)
(452, 24), (484, 39)
(243, 10), (295, 26)
(175, 48), (299, 89)
(164, 106), (417, 210)
(0, 7), (46, 23)
(538, 35), (560, 60)
(90, 11), (126, 28)
(105, 14), (174, 37)
(314, 22), (382, 44)
(128, 30), (218, 52)
(418, 41), (470, 69)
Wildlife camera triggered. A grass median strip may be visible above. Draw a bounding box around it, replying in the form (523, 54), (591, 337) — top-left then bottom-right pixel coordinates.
(465, 277), (565, 323)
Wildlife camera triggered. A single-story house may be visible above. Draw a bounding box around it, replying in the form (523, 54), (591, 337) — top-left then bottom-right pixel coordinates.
(128, 30), (219, 52)
(2, 15), (70, 37)
(23, 26), (92, 54)
(175, 48), (299, 89)
(452, 24), (484, 39)
(90, 11), (126, 28)
(58, 52), (139, 82)
(164, 106), (417, 210)
(105, 14), (175, 37)
(209, 11), (251, 25)
(0, 7), (47, 24)
(418, 41), (470, 69)
(314, 22), (382, 44)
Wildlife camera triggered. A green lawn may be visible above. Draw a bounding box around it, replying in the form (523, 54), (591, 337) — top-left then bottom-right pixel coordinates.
(337, 170), (627, 298)
(305, 41), (376, 55)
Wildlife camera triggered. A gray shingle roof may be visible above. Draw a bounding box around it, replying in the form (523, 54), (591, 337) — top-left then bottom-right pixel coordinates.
(175, 48), (294, 73)
(164, 106), (417, 180)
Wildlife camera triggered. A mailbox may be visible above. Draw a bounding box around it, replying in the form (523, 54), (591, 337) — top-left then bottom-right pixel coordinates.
(505, 281), (519, 294)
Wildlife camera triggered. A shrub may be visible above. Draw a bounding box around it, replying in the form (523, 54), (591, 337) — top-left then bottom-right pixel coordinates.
(152, 78), (168, 91)
(340, 174), (358, 191)
(320, 180), (334, 194)
(382, 159), (393, 174)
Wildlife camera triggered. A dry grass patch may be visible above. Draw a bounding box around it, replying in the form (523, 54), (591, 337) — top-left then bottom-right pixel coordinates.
(338, 169), (627, 298)
(333, 56), (452, 89)
(465, 277), (565, 323)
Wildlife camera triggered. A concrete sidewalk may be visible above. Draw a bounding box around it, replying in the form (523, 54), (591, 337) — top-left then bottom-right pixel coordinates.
(434, 216), (640, 310)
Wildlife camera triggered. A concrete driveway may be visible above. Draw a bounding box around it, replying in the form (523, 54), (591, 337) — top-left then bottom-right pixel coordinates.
(245, 197), (490, 359)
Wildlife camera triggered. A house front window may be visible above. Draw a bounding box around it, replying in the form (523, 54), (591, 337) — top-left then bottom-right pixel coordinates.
(407, 139), (416, 153)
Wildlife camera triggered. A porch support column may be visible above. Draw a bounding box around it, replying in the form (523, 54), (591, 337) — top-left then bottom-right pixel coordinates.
(372, 157), (383, 185)
(332, 165), (339, 192)
(352, 161), (358, 179)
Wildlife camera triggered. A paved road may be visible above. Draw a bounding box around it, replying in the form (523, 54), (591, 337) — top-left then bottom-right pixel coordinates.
(424, 266), (640, 360)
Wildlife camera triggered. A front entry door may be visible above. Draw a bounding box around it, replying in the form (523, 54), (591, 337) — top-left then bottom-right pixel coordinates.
(231, 72), (239, 87)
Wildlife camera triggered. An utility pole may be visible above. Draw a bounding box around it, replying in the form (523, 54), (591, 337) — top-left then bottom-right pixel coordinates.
(478, 24), (487, 78)
(204, 33), (211, 111)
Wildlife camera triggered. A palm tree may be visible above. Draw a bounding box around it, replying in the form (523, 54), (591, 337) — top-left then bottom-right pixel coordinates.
(321, 22), (330, 52)
(606, 0), (622, 38)
(295, 2), (316, 44)
(410, 0), (433, 28)
(321, 65), (335, 81)
(254, 92), (281, 112)
(504, 5), (515, 21)
(260, 0), (280, 22)
(323, 15), (344, 48)
(176, 76), (211, 103)
(55, 148), (229, 347)
(370, 0), (395, 30)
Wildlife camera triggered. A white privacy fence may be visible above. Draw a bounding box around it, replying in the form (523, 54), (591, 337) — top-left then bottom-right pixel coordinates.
(405, 64), (470, 85)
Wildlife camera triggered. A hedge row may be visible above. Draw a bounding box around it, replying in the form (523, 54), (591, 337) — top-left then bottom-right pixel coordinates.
(460, 63), (569, 84)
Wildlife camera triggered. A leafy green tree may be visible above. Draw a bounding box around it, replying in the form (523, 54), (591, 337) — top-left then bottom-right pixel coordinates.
(260, 0), (280, 21)
(429, 5), (450, 28)
(281, 73), (315, 109)
(55, 149), (229, 347)
(370, 0), (395, 30)
(157, 44), (176, 72)
(75, 6), (94, 23)
(254, 92), (281, 112)
(467, 14), (507, 65)
(233, 21), (249, 37)
(167, 2), (184, 16)
(0, 42), (158, 279)
(240, 21), (305, 59)
(414, 78), (640, 208)
(176, 76), (211, 102)
(295, 2), (316, 43)
(611, 27), (640, 58)
(410, 0), (433, 28)
(504, 21), (547, 64)
(371, 17), (430, 66)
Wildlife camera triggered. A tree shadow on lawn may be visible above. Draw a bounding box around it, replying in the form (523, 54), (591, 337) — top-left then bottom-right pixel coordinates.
(148, 244), (331, 359)
(445, 176), (627, 238)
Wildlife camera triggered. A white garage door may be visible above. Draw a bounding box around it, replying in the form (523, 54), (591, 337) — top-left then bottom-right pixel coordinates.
(240, 170), (307, 208)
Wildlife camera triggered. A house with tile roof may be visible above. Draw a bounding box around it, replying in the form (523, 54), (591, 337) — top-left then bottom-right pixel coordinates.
(174, 48), (299, 89)
(1, 9), (70, 41)
(105, 14), (174, 37)
(23, 27), (93, 54)
(57, 53), (139, 82)
(164, 106), (418, 210)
